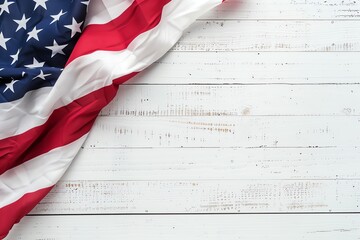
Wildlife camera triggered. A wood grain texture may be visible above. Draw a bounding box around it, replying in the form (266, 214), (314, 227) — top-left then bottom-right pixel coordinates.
(62, 147), (360, 181)
(202, 0), (360, 20)
(30, 180), (360, 214)
(100, 85), (360, 117)
(173, 21), (360, 52)
(83, 116), (360, 148)
(7, 215), (360, 240)
(125, 52), (360, 84)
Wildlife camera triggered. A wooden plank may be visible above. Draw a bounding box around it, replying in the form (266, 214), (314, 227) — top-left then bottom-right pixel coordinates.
(125, 52), (360, 84)
(101, 85), (360, 117)
(84, 116), (360, 148)
(62, 147), (360, 181)
(6, 214), (360, 240)
(201, 0), (360, 20)
(173, 21), (360, 52)
(30, 180), (360, 214)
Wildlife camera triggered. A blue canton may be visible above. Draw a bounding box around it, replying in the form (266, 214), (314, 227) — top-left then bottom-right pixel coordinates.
(0, 0), (88, 103)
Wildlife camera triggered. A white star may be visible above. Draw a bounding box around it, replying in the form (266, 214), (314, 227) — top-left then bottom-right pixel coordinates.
(64, 18), (83, 38)
(50, 10), (66, 24)
(0, 0), (14, 15)
(13, 14), (30, 32)
(3, 79), (18, 93)
(27, 26), (42, 42)
(33, 70), (51, 80)
(25, 58), (44, 68)
(0, 32), (10, 50)
(10, 49), (20, 65)
(46, 40), (67, 58)
(33, 0), (47, 10)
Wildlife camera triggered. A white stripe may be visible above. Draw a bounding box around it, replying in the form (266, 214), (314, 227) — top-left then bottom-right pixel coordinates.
(84, 0), (135, 26)
(0, 135), (87, 208)
(0, 87), (52, 138)
(0, 0), (223, 140)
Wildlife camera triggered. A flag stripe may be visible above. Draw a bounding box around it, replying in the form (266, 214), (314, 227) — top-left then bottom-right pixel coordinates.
(84, 0), (135, 26)
(0, 135), (87, 208)
(0, 187), (52, 239)
(67, 0), (170, 64)
(0, 87), (54, 138)
(0, 80), (124, 174)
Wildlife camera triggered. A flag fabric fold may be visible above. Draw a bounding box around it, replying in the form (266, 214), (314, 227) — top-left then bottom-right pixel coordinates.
(0, 0), (224, 238)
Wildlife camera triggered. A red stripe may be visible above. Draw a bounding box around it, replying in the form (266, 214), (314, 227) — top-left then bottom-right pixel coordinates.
(67, 0), (170, 64)
(0, 73), (137, 175)
(0, 186), (53, 239)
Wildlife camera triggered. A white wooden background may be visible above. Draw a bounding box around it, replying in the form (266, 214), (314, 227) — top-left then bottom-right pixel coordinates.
(6, 0), (360, 239)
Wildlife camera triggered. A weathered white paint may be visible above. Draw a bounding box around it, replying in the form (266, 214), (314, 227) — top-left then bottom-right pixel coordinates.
(7, 215), (360, 240)
(101, 85), (360, 117)
(31, 180), (360, 214)
(62, 147), (360, 181)
(174, 21), (360, 52)
(202, 0), (360, 20)
(84, 116), (360, 148)
(125, 52), (360, 84)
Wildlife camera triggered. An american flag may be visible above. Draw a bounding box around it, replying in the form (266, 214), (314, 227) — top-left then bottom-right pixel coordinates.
(0, 0), (224, 237)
